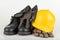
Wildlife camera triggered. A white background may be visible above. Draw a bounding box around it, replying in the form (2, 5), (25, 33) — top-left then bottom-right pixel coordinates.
(0, 0), (60, 40)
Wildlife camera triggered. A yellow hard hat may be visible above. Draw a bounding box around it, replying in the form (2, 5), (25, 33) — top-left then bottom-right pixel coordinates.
(32, 10), (55, 32)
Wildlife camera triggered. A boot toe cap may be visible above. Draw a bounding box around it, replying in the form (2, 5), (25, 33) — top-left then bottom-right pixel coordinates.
(19, 28), (23, 32)
(4, 27), (14, 32)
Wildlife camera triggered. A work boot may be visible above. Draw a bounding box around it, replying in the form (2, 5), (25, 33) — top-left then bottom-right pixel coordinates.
(18, 5), (38, 35)
(4, 16), (20, 35)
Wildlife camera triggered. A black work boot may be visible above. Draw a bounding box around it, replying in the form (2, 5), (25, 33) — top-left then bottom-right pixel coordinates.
(4, 16), (20, 35)
(18, 5), (38, 35)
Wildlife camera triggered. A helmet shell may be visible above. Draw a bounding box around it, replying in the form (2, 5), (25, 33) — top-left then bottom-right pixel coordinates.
(32, 10), (55, 32)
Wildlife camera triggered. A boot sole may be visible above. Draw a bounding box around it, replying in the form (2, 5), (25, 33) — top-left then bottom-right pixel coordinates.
(18, 32), (31, 35)
(4, 31), (17, 35)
